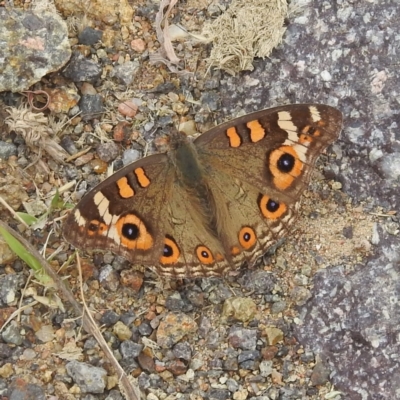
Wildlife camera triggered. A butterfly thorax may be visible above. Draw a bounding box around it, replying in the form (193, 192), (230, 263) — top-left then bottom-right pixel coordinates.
(169, 131), (203, 186)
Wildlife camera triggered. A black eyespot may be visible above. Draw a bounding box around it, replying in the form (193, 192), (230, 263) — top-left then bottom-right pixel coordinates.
(308, 126), (316, 135)
(243, 232), (251, 242)
(121, 223), (139, 240)
(201, 250), (210, 258)
(88, 223), (98, 232)
(277, 153), (295, 173)
(267, 199), (280, 212)
(163, 243), (173, 257)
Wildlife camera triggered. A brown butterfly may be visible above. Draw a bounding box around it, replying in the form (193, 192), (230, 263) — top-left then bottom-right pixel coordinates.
(63, 104), (342, 278)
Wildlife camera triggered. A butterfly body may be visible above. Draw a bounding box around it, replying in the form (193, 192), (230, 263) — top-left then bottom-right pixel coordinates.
(63, 104), (343, 278)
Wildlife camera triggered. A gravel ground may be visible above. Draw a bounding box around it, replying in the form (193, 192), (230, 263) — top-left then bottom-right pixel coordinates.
(0, 1), (399, 400)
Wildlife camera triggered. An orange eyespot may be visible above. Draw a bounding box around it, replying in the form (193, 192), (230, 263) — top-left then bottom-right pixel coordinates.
(301, 125), (320, 137)
(269, 146), (303, 190)
(160, 236), (180, 265)
(298, 134), (313, 145)
(116, 214), (153, 250)
(238, 227), (257, 250)
(87, 220), (108, 236)
(258, 194), (287, 220)
(196, 245), (215, 264)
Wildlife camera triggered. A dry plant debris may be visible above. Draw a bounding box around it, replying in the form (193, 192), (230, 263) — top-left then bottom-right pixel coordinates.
(201, 0), (288, 75)
(5, 107), (68, 165)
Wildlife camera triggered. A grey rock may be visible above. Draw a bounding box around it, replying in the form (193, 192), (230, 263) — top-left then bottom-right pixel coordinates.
(0, 274), (22, 306)
(120, 311), (136, 327)
(238, 270), (277, 294)
(66, 361), (107, 394)
(110, 60), (140, 86)
(119, 340), (143, 359)
(278, 387), (306, 400)
(1, 321), (23, 346)
(83, 337), (98, 350)
(295, 225), (400, 399)
(138, 321), (153, 336)
(0, 141), (17, 160)
(78, 27), (103, 45)
(209, 358), (223, 370)
(96, 142), (120, 163)
(165, 292), (186, 311)
(249, 397), (271, 400)
(99, 265), (120, 292)
(270, 300), (287, 314)
(206, 330), (220, 350)
(122, 149), (141, 166)
(290, 286), (312, 306)
(185, 287), (204, 308)
(198, 315), (212, 338)
(64, 165), (79, 181)
(378, 152), (400, 181)
(79, 94), (104, 121)
(111, 255), (130, 271)
(8, 380), (45, 400)
(158, 115), (174, 127)
(208, 388), (231, 400)
(228, 326), (257, 350)
(293, 274), (308, 286)
(310, 356), (331, 386)
(204, 78), (220, 90)
(299, 351), (315, 363)
(226, 378), (239, 393)
(173, 341), (192, 361)
(59, 136), (78, 155)
(200, 91), (220, 111)
(259, 360), (273, 377)
(100, 310), (120, 327)
(0, 378), (7, 395)
(207, 283), (233, 304)
(104, 390), (124, 400)
(238, 350), (261, 363)
(0, 9), (71, 92)
(137, 372), (163, 390)
(0, 343), (13, 359)
(103, 330), (121, 349)
(63, 52), (102, 83)
(239, 359), (259, 370)
(342, 226), (354, 239)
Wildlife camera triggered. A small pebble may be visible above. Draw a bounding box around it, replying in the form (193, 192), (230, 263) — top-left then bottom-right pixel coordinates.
(66, 361), (107, 394)
(96, 142), (119, 163)
(78, 27), (103, 45)
(113, 321), (132, 341)
(131, 38), (146, 52)
(118, 100), (138, 117)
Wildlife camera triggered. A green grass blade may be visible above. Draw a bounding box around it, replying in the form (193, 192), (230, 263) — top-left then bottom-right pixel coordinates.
(16, 212), (38, 226)
(0, 226), (52, 284)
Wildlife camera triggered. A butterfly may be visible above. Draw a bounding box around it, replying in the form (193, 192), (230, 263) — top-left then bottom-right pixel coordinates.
(63, 104), (342, 278)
